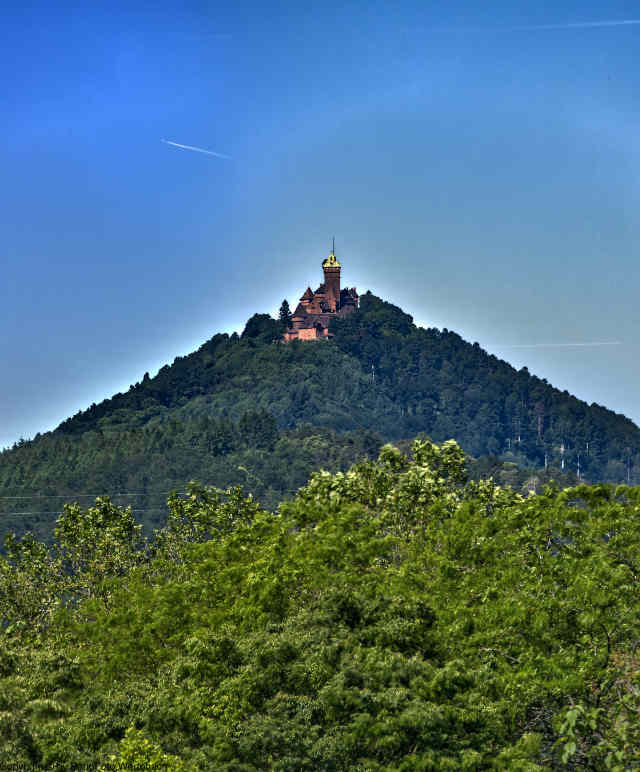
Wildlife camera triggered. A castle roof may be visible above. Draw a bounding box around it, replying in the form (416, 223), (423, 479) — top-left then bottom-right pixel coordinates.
(300, 287), (313, 300)
(322, 249), (341, 269)
(292, 302), (308, 317)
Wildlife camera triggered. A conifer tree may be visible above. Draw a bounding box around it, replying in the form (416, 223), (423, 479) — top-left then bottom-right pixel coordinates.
(278, 299), (292, 328)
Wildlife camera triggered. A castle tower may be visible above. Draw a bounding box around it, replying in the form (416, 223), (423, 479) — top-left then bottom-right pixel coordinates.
(322, 239), (341, 312)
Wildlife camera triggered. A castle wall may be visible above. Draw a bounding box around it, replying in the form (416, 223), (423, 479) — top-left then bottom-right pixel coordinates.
(298, 327), (321, 340)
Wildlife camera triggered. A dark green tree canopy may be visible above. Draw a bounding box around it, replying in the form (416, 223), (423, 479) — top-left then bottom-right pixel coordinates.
(278, 298), (292, 329)
(241, 313), (282, 342)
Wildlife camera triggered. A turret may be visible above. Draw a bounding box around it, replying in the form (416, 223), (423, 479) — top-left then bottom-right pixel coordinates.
(322, 239), (341, 312)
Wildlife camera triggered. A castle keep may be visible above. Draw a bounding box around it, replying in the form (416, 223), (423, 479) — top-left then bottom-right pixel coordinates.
(284, 245), (358, 342)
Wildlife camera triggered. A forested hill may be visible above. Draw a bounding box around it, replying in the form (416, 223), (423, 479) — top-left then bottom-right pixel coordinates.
(51, 291), (640, 467)
(1, 292), (639, 540)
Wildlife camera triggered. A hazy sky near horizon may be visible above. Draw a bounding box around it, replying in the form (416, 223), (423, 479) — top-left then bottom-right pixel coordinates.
(2, 0), (640, 450)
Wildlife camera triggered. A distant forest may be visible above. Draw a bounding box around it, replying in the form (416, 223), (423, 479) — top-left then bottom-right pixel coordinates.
(1, 292), (638, 541)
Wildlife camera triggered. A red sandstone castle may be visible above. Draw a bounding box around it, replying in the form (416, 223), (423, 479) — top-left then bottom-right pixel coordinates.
(284, 244), (358, 342)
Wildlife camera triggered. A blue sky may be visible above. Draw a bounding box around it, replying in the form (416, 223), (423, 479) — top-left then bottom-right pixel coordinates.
(1, 0), (639, 449)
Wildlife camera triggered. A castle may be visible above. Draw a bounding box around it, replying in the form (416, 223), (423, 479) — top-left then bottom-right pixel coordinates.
(284, 243), (358, 342)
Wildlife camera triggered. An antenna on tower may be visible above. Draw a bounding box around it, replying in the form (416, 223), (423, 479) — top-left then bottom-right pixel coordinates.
(332, 236), (335, 255)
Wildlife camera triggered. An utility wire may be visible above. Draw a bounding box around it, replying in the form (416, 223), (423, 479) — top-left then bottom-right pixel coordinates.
(0, 482), (233, 499)
(0, 507), (171, 518)
(0, 491), (179, 500)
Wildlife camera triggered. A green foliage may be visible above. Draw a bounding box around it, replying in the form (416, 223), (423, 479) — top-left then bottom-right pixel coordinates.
(1, 497), (145, 633)
(278, 299), (292, 329)
(1, 441), (640, 768)
(0, 422), (381, 542)
(100, 727), (188, 771)
(2, 292), (640, 544)
(241, 313), (282, 343)
(330, 293), (640, 478)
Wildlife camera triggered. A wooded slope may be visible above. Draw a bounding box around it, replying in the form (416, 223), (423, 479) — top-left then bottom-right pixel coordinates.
(1, 292), (638, 540)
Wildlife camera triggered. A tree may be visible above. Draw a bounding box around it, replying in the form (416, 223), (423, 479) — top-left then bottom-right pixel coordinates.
(0, 497), (146, 633)
(99, 727), (187, 771)
(3, 441), (640, 767)
(241, 313), (282, 342)
(278, 299), (292, 329)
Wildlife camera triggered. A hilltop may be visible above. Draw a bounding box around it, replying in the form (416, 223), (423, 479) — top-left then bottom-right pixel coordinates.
(1, 291), (639, 540)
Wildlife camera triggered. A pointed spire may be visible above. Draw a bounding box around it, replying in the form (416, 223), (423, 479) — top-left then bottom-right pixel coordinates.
(323, 237), (341, 269)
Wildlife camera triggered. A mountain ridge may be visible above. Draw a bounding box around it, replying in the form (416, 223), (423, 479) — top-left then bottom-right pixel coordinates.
(1, 291), (638, 541)
(50, 291), (640, 445)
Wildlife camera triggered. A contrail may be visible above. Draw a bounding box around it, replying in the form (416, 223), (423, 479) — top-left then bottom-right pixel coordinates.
(161, 139), (231, 160)
(512, 19), (640, 31)
(491, 342), (623, 348)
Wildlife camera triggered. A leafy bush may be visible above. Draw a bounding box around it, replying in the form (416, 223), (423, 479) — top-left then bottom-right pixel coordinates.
(1, 441), (639, 768)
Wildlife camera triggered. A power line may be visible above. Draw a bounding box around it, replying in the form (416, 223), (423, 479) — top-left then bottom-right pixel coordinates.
(0, 507), (171, 518)
(0, 491), (178, 500)
(0, 483), (230, 500)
